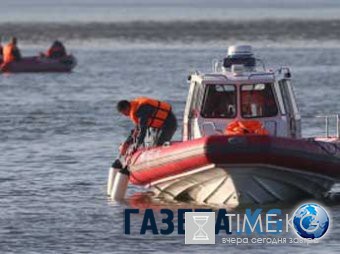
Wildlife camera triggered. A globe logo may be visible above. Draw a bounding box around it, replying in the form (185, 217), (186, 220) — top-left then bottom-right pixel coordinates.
(292, 203), (330, 240)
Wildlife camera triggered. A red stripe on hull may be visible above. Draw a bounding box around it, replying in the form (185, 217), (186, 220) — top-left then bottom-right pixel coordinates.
(128, 135), (340, 185)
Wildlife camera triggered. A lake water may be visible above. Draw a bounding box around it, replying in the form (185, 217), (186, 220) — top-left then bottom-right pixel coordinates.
(0, 0), (340, 253)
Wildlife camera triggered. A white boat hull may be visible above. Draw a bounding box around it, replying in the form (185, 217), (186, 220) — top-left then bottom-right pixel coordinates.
(149, 164), (335, 208)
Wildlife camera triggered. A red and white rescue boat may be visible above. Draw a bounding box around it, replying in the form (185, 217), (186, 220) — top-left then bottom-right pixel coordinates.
(108, 45), (340, 207)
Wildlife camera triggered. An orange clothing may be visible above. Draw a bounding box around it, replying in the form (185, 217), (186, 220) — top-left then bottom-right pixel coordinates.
(225, 120), (269, 136)
(129, 97), (171, 129)
(3, 43), (15, 63)
(2, 43), (20, 63)
(241, 91), (265, 107)
(241, 91), (266, 115)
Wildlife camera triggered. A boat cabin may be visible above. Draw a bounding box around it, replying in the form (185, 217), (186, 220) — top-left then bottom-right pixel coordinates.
(183, 45), (301, 141)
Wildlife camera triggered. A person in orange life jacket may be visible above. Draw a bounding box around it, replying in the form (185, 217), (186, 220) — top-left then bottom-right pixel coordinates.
(45, 40), (67, 59)
(116, 97), (177, 156)
(2, 37), (21, 63)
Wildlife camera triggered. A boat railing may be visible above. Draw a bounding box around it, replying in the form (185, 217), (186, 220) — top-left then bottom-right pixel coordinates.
(315, 114), (340, 138)
(255, 58), (266, 71)
(212, 59), (223, 73)
(212, 58), (267, 73)
(247, 72), (274, 80)
(275, 67), (291, 79)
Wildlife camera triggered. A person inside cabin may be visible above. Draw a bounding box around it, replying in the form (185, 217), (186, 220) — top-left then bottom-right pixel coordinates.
(2, 37), (21, 64)
(201, 85), (236, 118)
(116, 97), (177, 156)
(241, 84), (278, 118)
(241, 89), (264, 117)
(44, 40), (67, 59)
(201, 88), (219, 117)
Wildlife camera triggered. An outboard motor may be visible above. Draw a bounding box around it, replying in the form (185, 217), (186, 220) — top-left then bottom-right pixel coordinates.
(223, 45), (256, 71)
(110, 167), (130, 201)
(107, 159), (123, 196)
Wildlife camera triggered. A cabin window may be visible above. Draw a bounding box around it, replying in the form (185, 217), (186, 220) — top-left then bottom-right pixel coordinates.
(241, 83), (278, 118)
(201, 84), (237, 118)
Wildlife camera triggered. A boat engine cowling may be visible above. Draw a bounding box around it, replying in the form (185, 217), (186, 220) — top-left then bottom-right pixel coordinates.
(110, 167), (129, 201)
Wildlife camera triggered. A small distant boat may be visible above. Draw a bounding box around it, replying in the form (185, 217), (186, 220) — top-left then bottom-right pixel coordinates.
(0, 55), (77, 73)
(108, 45), (340, 207)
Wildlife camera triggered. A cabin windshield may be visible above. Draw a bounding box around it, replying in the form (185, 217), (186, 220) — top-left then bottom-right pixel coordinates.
(201, 84), (237, 118)
(241, 83), (278, 118)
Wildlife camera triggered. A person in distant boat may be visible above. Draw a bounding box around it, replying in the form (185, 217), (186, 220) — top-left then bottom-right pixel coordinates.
(116, 97), (177, 155)
(0, 37), (3, 58)
(44, 40), (67, 59)
(2, 37), (21, 64)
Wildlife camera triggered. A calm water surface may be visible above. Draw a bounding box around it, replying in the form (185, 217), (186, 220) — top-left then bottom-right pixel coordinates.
(0, 0), (340, 253)
(0, 45), (339, 253)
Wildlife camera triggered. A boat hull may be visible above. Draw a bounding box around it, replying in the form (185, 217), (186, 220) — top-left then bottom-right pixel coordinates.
(150, 164), (334, 208)
(126, 135), (340, 206)
(0, 55), (76, 73)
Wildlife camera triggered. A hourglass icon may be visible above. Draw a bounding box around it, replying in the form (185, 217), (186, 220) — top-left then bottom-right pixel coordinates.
(193, 216), (209, 241)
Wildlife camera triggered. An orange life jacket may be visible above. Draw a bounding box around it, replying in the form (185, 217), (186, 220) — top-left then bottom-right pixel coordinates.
(242, 91), (265, 104)
(3, 43), (15, 63)
(225, 120), (269, 136)
(129, 97), (171, 129)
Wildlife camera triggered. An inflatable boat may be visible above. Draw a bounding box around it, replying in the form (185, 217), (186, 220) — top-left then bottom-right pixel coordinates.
(127, 135), (340, 207)
(0, 55), (76, 73)
(108, 45), (340, 207)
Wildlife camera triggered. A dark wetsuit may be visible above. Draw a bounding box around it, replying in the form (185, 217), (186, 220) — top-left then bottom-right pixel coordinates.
(47, 44), (67, 59)
(126, 104), (177, 146)
(12, 47), (21, 61)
